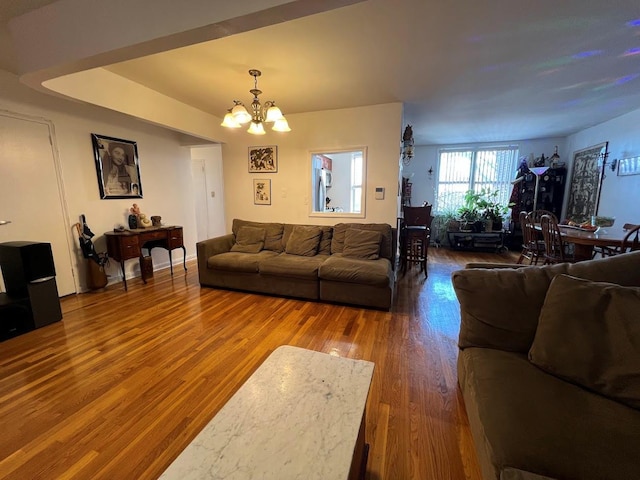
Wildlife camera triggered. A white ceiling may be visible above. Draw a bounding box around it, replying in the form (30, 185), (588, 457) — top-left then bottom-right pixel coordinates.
(4, 0), (640, 145)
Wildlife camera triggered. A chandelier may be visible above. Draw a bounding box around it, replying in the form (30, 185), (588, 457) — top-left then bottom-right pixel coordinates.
(220, 69), (291, 135)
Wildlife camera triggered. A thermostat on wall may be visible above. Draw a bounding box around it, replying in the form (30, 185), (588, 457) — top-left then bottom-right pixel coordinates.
(375, 187), (385, 200)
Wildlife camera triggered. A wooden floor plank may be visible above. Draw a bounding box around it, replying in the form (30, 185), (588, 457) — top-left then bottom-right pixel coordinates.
(0, 247), (518, 479)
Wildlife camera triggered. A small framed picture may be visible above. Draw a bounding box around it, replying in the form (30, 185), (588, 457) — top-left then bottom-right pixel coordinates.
(253, 179), (271, 205)
(248, 145), (277, 173)
(91, 133), (143, 199)
(617, 156), (640, 176)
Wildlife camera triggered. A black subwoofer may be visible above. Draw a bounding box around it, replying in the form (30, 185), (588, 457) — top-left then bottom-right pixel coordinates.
(0, 241), (62, 340)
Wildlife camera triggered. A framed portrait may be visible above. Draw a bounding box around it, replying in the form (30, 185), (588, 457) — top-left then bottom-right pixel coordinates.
(248, 145), (277, 173)
(253, 179), (271, 205)
(92, 133), (143, 199)
(617, 156), (640, 176)
(565, 142), (607, 223)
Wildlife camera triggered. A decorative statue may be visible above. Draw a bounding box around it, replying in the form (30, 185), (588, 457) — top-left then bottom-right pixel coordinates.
(128, 203), (141, 229)
(139, 213), (152, 228)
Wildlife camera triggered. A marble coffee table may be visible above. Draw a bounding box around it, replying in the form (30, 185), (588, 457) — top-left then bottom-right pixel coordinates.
(159, 345), (375, 480)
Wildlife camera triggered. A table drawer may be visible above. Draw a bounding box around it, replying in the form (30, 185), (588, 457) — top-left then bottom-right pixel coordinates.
(168, 228), (183, 249)
(140, 230), (166, 242)
(120, 239), (140, 258)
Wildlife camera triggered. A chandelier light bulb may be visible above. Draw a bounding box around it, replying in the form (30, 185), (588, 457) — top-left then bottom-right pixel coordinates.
(221, 111), (241, 128)
(272, 117), (291, 132)
(265, 105), (284, 122)
(248, 120), (266, 135)
(231, 104), (251, 124)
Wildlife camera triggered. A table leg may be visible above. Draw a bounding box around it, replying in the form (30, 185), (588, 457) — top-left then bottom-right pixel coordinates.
(139, 256), (147, 284)
(120, 260), (128, 291)
(169, 250), (174, 275)
(181, 246), (187, 271)
(573, 244), (594, 262)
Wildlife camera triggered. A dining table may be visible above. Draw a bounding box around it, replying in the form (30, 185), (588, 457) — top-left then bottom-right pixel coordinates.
(557, 225), (627, 261)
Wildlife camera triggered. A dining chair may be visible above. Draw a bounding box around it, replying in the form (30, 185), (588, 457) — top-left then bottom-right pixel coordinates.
(540, 214), (574, 264)
(517, 211), (543, 265)
(401, 204), (433, 276)
(598, 223), (640, 257)
(529, 209), (558, 224)
(593, 223), (640, 258)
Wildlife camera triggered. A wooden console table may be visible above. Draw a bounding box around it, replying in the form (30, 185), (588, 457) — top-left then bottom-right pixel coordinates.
(105, 226), (186, 290)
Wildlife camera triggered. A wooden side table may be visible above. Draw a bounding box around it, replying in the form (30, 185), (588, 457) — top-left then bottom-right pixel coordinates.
(105, 226), (186, 290)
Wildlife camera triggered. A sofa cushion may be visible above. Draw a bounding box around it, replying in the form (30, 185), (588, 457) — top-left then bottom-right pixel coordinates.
(207, 250), (279, 273)
(331, 223), (393, 260)
(284, 225), (323, 256)
(230, 226), (265, 253)
(342, 228), (382, 260)
(458, 347), (640, 480)
(283, 224), (333, 255)
(529, 274), (640, 410)
(232, 219), (284, 252)
(453, 251), (640, 354)
(259, 253), (329, 279)
(319, 254), (392, 286)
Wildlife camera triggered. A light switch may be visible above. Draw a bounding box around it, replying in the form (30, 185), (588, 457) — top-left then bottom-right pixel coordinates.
(210, 191), (215, 198)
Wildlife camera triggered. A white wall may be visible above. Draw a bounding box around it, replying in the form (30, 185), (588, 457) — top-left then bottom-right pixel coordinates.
(403, 137), (568, 209)
(565, 108), (640, 223)
(0, 70), (200, 291)
(221, 103), (403, 230)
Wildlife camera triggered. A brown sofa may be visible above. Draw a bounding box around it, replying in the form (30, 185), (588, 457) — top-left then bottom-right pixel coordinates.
(196, 219), (396, 309)
(452, 252), (640, 480)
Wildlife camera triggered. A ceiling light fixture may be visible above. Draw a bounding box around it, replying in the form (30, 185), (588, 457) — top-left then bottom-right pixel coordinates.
(221, 69), (291, 135)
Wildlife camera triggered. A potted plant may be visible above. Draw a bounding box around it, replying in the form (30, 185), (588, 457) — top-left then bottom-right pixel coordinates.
(458, 190), (483, 232)
(476, 189), (511, 231)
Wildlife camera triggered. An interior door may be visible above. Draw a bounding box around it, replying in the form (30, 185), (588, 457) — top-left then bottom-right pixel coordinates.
(191, 159), (209, 242)
(0, 113), (76, 296)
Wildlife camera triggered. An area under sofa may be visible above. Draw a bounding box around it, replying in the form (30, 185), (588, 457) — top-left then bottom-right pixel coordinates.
(196, 219), (396, 309)
(452, 252), (640, 480)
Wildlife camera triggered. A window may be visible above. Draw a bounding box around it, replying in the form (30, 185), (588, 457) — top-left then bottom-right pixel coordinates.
(435, 146), (519, 214)
(350, 152), (363, 212)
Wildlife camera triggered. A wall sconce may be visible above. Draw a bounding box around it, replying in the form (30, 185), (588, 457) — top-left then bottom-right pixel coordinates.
(427, 167), (434, 178)
(610, 158), (618, 171)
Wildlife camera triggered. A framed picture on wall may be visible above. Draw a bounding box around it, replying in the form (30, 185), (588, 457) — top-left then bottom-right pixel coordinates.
(253, 179), (271, 205)
(91, 133), (143, 199)
(565, 142), (608, 223)
(617, 156), (640, 176)
(248, 145), (277, 173)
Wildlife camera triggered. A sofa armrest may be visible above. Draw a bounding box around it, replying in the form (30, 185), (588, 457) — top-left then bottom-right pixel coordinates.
(464, 262), (527, 270)
(196, 234), (234, 274)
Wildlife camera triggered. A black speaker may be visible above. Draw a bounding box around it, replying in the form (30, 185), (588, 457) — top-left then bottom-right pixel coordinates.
(0, 241), (56, 296)
(0, 241), (62, 339)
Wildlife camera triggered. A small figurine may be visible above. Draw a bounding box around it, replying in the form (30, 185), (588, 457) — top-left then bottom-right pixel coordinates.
(130, 203), (141, 216)
(139, 213), (152, 228)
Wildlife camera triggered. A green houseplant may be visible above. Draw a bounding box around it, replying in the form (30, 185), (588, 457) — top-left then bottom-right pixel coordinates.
(457, 190), (483, 232)
(476, 189), (511, 231)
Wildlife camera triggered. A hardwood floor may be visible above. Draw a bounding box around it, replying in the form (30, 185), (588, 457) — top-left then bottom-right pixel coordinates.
(0, 248), (518, 479)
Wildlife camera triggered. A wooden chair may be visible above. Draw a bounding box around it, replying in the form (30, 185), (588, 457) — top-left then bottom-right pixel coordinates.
(540, 214), (574, 264)
(529, 209), (558, 224)
(517, 211), (543, 265)
(401, 205), (433, 276)
(593, 223), (640, 258)
(598, 224), (640, 257)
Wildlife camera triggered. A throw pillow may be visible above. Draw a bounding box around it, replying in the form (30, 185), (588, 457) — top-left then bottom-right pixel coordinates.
(285, 225), (322, 256)
(529, 274), (640, 410)
(230, 226), (265, 253)
(342, 228), (382, 260)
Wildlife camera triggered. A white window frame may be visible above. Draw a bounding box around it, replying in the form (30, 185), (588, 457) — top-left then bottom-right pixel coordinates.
(434, 145), (519, 215)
